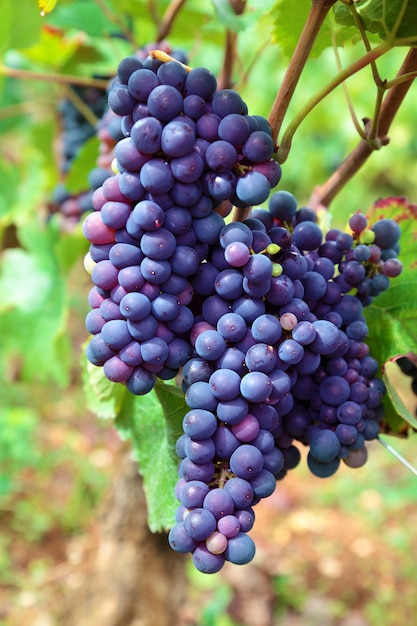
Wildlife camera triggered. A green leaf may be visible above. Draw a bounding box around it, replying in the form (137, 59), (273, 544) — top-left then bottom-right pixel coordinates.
(82, 359), (187, 530)
(272, 0), (337, 59)
(46, 0), (118, 37)
(0, 247), (71, 385)
(83, 357), (128, 420)
(334, 0), (417, 45)
(363, 197), (417, 430)
(383, 363), (417, 433)
(65, 135), (100, 195)
(0, 0), (42, 54)
(115, 381), (187, 532)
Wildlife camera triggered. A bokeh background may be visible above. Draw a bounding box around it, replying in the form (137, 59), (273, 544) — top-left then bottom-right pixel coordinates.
(1, 1), (416, 625)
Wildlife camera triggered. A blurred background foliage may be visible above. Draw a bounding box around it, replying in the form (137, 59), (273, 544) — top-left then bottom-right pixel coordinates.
(0, 1), (416, 625)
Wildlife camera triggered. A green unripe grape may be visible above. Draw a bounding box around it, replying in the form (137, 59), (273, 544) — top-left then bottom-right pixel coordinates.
(360, 229), (375, 244)
(267, 243), (281, 256)
(272, 263), (283, 277)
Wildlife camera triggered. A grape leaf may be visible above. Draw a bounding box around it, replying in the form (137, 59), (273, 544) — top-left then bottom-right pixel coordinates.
(46, 0), (118, 37)
(83, 357), (128, 420)
(115, 381), (187, 532)
(382, 363), (417, 433)
(0, 246), (70, 385)
(363, 197), (417, 431)
(334, 0), (417, 44)
(272, 0), (341, 59)
(0, 0), (42, 54)
(211, 0), (275, 32)
(83, 358), (187, 531)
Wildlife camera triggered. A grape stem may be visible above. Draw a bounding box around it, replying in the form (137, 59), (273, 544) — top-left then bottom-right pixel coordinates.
(309, 46), (417, 209)
(377, 436), (417, 477)
(268, 0), (338, 145)
(217, 0), (247, 90)
(157, 0), (189, 42)
(276, 40), (393, 163)
(0, 65), (109, 89)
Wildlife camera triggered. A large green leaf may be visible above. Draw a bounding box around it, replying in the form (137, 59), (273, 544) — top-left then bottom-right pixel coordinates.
(0, 0), (42, 54)
(46, 0), (119, 37)
(83, 358), (128, 420)
(115, 381), (187, 532)
(83, 357), (187, 532)
(334, 0), (417, 45)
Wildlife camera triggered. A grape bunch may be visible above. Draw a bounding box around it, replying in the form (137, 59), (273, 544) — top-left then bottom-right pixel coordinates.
(168, 195), (402, 571)
(81, 53), (404, 573)
(83, 51), (281, 394)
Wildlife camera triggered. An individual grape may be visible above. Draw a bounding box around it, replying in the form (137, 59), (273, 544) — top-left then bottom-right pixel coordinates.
(183, 409), (217, 440)
(218, 113), (250, 147)
(307, 453), (340, 478)
(211, 88), (246, 117)
(192, 545), (225, 574)
(184, 507), (217, 541)
(292, 221), (322, 251)
(229, 444), (264, 479)
(224, 532), (256, 565)
(140, 158), (174, 194)
(371, 218), (401, 248)
(209, 368), (241, 401)
(242, 130), (274, 163)
(130, 116), (163, 154)
(161, 119), (196, 157)
(240, 371), (272, 402)
(235, 171), (271, 206)
(269, 190), (297, 222)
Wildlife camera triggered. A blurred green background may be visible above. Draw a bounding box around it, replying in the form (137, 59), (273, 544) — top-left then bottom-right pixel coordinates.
(1, 1), (416, 625)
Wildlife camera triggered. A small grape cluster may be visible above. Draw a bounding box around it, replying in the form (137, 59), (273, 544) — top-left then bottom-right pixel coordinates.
(48, 82), (117, 228)
(49, 42), (187, 226)
(82, 54), (403, 573)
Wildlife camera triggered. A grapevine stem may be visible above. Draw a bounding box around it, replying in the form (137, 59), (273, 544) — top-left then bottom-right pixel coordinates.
(217, 30), (238, 90)
(0, 65), (109, 89)
(367, 83), (386, 147)
(349, 1), (383, 87)
(332, 32), (367, 139)
(277, 40), (392, 163)
(377, 436), (417, 477)
(310, 46), (417, 209)
(217, 0), (247, 90)
(157, 0), (188, 42)
(268, 0), (338, 145)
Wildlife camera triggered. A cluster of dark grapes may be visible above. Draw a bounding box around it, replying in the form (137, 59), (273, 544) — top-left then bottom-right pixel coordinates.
(82, 54), (403, 573)
(48, 81), (112, 227)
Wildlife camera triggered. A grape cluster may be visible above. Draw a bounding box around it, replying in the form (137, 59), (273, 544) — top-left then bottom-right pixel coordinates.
(83, 53), (281, 395)
(168, 195), (402, 571)
(82, 54), (403, 573)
